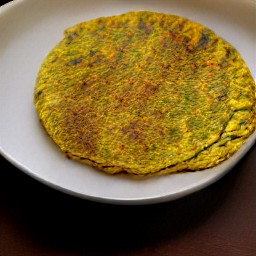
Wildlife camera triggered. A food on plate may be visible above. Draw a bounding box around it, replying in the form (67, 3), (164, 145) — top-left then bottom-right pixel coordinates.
(34, 11), (256, 175)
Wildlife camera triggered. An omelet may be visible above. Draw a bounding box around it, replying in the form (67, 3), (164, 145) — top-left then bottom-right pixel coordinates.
(34, 11), (256, 175)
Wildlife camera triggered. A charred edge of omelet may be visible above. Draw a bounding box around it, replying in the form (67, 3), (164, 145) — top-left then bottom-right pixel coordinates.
(64, 132), (255, 176)
(65, 120), (255, 176)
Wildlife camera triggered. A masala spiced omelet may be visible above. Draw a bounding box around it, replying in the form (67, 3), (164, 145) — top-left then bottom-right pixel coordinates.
(34, 11), (256, 175)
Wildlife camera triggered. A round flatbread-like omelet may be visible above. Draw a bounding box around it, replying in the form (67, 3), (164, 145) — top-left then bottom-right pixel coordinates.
(34, 11), (255, 175)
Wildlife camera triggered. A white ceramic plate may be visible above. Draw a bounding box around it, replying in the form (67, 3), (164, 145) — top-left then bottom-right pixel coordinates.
(0, 0), (255, 205)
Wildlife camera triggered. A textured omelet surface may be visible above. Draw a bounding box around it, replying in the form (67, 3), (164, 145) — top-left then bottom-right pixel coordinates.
(35, 11), (256, 175)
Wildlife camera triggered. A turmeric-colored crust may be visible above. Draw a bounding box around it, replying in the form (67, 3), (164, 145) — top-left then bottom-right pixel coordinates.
(34, 11), (255, 175)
